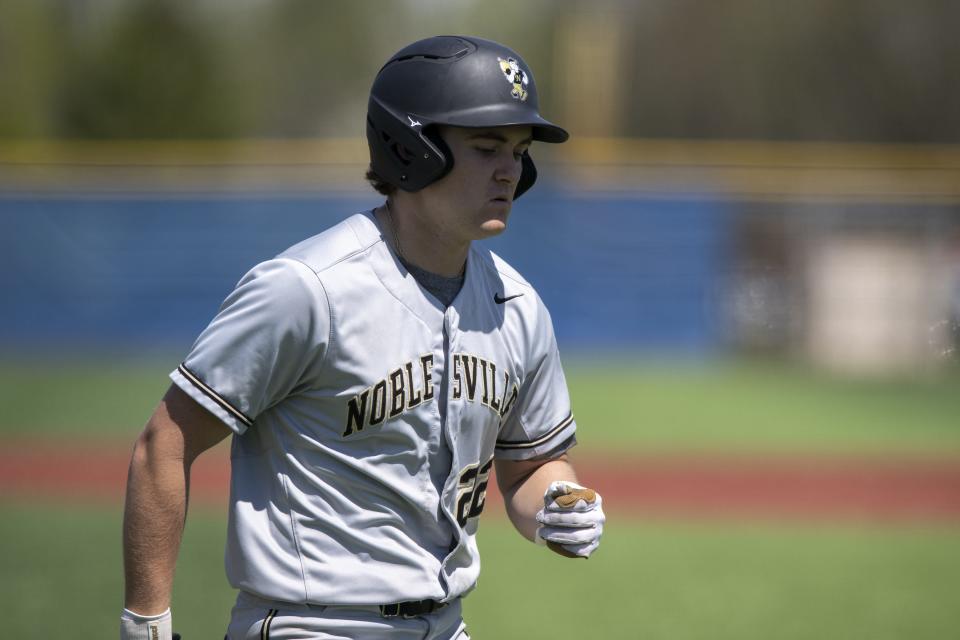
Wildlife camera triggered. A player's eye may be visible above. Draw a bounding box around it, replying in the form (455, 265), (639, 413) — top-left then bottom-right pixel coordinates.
(475, 147), (497, 155)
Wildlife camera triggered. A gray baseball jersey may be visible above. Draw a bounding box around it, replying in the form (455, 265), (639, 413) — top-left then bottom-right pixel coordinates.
(170, 211), (576, 605)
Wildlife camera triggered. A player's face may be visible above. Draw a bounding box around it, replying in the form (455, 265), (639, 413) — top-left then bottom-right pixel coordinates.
(418, 125), (533, 242)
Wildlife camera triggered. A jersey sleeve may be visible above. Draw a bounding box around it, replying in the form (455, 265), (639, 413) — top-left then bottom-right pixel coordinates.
(169, 258), (330, 434)
(495, 295), (577, 460)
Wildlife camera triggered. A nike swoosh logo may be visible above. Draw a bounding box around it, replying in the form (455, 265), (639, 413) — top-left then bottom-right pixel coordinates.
(494, 292), (524, 304)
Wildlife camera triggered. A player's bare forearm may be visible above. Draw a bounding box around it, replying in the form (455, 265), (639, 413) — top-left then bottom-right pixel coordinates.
(123, 385), (230, 615)
(494, 454), (578, 542)
(123, 423), (188, 614)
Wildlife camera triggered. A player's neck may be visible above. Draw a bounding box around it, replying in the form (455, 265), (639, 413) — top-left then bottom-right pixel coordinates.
(379, 202), (469, 278)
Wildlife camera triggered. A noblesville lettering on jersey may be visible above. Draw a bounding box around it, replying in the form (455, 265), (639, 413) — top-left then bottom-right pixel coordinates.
(343, 354), (435, 437)
(451, 353), (519, 419)
(343, 352), (520, 437)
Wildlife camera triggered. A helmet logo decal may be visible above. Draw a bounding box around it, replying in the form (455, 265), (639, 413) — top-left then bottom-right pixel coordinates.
(497, 57), (529, 101)
(407, 115), (422, 128)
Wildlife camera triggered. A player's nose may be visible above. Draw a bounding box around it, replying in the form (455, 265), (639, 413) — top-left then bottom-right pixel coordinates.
(493, 153), (523, 188)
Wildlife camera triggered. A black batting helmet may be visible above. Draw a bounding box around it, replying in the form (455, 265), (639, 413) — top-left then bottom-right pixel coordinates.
(366, 35), (568, 199)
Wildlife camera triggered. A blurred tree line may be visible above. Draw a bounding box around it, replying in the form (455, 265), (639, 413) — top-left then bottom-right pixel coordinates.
(0, 0), (957, 142)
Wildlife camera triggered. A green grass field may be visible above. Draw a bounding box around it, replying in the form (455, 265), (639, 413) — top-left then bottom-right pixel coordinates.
(2, 502), (958, 639)
(2, 357), (959, 638)
(2, 357), (959, 453)
(564, 359), (960, 453)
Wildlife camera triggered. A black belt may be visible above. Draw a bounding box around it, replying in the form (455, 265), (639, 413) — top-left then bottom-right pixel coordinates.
(379, 599), (448, 618)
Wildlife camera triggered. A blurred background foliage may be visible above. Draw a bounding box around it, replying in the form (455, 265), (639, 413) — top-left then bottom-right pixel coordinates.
(1, 0), (959, 376)
(2, 0), (959, 141)
(2, 4), (960, 639)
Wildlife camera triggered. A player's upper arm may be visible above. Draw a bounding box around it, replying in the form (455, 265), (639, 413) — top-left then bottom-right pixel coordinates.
(137, 384), (232, 465)
(495, 454), (567, 495)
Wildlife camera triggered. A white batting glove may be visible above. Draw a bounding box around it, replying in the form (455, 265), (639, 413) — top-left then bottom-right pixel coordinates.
(120, 607), (174, 640)
(535, 480), (605, 559)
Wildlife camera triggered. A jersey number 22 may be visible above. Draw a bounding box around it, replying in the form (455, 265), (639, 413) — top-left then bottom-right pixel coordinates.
(456, 457), (494, 527)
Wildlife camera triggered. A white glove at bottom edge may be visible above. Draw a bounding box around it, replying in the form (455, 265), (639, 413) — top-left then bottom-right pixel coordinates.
(120, 607), (173, 640)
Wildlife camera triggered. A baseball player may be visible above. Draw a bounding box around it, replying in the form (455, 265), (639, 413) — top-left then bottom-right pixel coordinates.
(121, 35), (604, 640)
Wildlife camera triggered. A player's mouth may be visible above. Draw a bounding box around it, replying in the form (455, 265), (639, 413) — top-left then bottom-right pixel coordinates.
(487, 197), (512, 213)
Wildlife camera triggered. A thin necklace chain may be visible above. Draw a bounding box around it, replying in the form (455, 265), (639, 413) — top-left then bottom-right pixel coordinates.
(384, 200), (404, 261)
(384, 200), (466, 277)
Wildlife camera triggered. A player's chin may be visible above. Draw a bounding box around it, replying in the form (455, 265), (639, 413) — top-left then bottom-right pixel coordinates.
(478, 216), (509, 237)
(479, 200), (511, 233)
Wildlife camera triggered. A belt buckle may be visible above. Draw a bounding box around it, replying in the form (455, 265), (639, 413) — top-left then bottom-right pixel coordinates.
(380, 599), (446, 619)
(399, 600), (423, 619)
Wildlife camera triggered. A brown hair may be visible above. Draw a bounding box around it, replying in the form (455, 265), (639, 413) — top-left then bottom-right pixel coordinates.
(365, 166), (397, 196)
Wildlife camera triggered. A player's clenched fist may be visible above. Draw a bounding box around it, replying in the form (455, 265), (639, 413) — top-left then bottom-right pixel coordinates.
(535, 480), (605, 559)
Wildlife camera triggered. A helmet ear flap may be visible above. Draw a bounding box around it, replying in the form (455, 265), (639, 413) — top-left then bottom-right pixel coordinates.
(421, 126), (454, 179)
(366, 97), (449, 191)
(514, 151), (537, 200)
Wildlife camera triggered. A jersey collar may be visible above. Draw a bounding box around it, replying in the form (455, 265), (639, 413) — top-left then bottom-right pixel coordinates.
(352, 210), (482, 325)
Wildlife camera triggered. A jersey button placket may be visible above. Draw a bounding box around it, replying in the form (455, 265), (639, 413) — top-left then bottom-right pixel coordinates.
(441, 306), (461, 458)
(440, 307), (464, 535)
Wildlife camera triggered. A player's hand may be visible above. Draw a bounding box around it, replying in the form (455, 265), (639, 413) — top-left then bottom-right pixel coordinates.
(535, 480), (605, 559)
(120, 607), (176, 640)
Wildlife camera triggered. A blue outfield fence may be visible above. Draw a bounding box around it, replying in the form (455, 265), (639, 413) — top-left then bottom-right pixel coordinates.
(0, 190), (730, 354)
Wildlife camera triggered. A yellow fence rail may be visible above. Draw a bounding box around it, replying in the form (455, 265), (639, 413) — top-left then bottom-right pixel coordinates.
(2, 138), (959, 202)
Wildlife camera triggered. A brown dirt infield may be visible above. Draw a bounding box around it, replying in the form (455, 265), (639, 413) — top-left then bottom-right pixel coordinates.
(3, 438), (960, 525)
